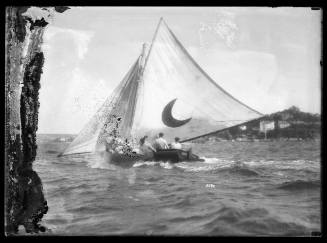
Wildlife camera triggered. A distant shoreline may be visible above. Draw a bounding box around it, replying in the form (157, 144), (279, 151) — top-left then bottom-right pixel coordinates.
(36, 133), (320, 144)
(194, 137), (320, 142)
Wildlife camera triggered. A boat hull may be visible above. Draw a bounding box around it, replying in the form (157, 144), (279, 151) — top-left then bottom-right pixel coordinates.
(106, 149), (203, 165)
(153, 149), (204, 163)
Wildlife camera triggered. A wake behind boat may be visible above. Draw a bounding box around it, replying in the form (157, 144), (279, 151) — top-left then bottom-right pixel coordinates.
(59, 18), (263, 164)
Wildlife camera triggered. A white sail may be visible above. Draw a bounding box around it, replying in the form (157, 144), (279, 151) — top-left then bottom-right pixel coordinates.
(61, 57), (143, 155)
(61, 18), (262, 156)
(130, 19), (262, 142)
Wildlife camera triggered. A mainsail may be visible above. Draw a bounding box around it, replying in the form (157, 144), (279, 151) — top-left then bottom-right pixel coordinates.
(61, 18), (263, 156)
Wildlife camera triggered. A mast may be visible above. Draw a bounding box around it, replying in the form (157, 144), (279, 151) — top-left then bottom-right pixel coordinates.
(141, 17), (163, 76)
(139, 43), (148, 73)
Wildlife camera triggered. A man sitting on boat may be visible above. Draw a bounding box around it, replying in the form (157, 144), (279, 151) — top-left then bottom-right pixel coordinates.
(170, 137), (194, 159)
(171, 137), (182, 149)
(153, 132), (169, 150)
(139, 136), (156, 160)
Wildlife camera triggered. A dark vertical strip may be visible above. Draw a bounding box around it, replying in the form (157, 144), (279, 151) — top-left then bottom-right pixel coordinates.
(20, 52), (44, 164)
(5, 6), (27, 234)
(5, 6), (69, 234)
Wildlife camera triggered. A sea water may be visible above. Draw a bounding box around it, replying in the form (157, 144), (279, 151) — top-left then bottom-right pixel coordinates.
(32, 134), (321, 236)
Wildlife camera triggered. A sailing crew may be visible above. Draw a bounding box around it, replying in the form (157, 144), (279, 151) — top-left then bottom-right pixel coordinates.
(139, 136), (156, 160)
(170, 137), (194, 159)
(153, 132), (169, 150)
(104, 136), (115, 153)
(171, 137), (182, 149)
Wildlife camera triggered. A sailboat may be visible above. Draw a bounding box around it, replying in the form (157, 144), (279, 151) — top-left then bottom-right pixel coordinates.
(59, 18), (263, 163)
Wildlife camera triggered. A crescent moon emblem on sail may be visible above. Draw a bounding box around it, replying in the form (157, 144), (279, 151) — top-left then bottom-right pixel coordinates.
(162, 98), (192, 128)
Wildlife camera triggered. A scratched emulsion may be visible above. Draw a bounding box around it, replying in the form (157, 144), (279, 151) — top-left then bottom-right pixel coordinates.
(5, 7), (69, 234)
(34, 135), (320, 236)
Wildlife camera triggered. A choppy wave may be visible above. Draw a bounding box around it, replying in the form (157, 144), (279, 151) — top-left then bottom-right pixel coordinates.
(201, 205), (310, 236)
(277, 179), (321, 191)
(34, 137), (320, 236)
(85, 156), (318, 181)
(218, 165), (260, 176)
(158, 204), (312, 236)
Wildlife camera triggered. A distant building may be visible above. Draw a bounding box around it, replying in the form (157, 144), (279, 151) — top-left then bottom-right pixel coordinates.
(259, 120), (275, 132)
(292, 121), (305, 124)
(278, 121), (291, 129)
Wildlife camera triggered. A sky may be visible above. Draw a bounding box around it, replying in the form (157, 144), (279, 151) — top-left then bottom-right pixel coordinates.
(37, 7), (321, 134)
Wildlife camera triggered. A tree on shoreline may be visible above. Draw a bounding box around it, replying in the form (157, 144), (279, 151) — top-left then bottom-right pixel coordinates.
(205, 106), (321, 142)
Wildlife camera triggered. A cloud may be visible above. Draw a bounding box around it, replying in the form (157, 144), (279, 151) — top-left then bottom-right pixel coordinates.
(213, 7), (320, 18)
(187, 45), (295, 114)
(198, 8), (239, 49)
(66, 68), (112, 116)
(59, 68), (113, 132)
(38, 66), (113, 134)
(43, 26), (94, 59)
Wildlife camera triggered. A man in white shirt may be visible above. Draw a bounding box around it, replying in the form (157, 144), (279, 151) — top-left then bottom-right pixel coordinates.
(171, 137), (182, 150)
(139, 136), (156, 160)
(153, 133), (169, 150)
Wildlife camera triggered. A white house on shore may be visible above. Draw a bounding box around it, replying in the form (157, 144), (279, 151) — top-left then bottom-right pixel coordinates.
(259, 120), (275, 133)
